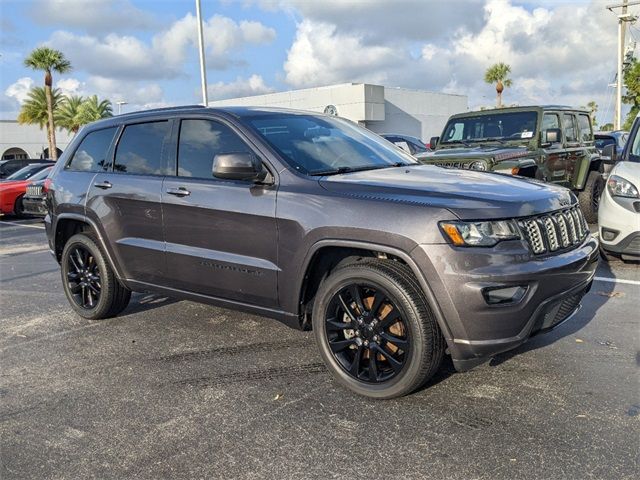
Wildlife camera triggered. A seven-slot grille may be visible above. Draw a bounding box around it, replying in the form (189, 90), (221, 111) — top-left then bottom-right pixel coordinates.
(26, 184), (43, 197)
(518, 206), (588, 255)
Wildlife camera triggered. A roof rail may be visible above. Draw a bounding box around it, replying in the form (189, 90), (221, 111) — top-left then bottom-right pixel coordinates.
(123, 105), (207, 115)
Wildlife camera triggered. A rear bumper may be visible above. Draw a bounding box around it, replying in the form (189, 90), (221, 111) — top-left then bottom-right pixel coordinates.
(412, 235), (599, 371)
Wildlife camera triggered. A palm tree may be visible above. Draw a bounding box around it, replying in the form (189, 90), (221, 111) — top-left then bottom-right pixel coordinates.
(484, 62), (513, 108)
(24, 47), (72, 160)
(17, 87), (63, 130)
(76, 95), (113, 125)
(58, 95), (85, 134)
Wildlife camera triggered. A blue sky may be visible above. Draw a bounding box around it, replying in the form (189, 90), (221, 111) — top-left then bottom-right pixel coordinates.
(0, 0), (632, 125)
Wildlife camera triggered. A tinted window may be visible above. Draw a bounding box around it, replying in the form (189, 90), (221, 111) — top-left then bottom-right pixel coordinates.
(177, 119), (251, 178)
(68, 127), (117, 172)
(114, 121), (169, 175)
(563, 114), (577, 142)
(577, 114), (592, 143)
(246, 114), (416, 175)
(441, 111), (538, 143)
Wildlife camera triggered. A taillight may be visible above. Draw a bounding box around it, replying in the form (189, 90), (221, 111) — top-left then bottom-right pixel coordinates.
(43, 178), (52, 194)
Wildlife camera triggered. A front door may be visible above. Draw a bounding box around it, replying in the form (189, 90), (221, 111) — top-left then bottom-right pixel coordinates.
(561, 112), (581, 187)
(86, 120), (172, 284)
(540, 112), (566, 184)
(162, 117), (278, 308)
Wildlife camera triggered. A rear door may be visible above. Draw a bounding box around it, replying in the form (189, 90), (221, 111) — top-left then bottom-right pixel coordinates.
(540, 112), (566, 183)
(86, 119), (172, 285)
(560, 112), (581, 187)
(162, 117), (278, 307)
(573, 113), (596, 188)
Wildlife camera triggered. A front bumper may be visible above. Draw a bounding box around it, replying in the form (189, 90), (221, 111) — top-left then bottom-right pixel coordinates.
(412, 235), (599, 371)
(22, 196), (47, 216)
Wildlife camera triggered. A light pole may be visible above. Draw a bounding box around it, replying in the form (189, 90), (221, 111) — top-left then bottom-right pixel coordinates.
(196, 0), (209, 106)
(116, 101), (128, 115)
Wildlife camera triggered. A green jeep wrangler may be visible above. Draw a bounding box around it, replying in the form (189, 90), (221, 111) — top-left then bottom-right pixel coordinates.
(417, 106), (604, 222)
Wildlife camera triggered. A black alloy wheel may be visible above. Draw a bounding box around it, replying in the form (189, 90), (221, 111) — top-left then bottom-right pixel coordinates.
(66, 244), (102, 309)
(325, 283), (410, 383)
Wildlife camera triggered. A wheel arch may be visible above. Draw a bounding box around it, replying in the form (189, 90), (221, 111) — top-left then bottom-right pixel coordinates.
(296, 240), (454, 343)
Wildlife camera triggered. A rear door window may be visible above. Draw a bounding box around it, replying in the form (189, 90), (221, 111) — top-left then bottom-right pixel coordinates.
(114, 121), (170, 175)
(177, 119), (252, 179)
(67, 127), (118, 172)
(577, 114), (593, 143)
(562, 114), (578, 143)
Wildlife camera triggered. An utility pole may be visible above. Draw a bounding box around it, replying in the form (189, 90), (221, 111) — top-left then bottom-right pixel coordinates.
(607, 1), (638, 129)
(195, 0), (209, 106)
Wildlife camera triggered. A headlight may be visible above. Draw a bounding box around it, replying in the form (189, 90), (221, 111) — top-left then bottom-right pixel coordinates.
(607, 175), (639, 198)
(469, 161), (488, 171)
(440, 220), (521, 247)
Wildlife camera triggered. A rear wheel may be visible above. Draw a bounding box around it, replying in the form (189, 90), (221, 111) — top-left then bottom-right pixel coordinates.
(578, 171), (604, 224)
(61, 233), (131, 319)
(312, 259), (444, 399)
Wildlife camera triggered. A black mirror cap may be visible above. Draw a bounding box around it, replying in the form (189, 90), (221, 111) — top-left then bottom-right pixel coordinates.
(543, 128), (562, 144)
(602, 143), (617, 163)
(212, 152), (266, 182)
(429, 136), (440, 149)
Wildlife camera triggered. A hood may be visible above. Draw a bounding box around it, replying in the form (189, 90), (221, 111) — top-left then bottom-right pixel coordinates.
(319, 165), (574, 220)
(416, 145), (530, 163)
(0, 180), (29, 190)
(611, 161), (640, 184)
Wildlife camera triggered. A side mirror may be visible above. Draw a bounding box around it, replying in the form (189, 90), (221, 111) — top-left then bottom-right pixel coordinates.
(543, 128), (562, 145)
(213, 152), (267, 182)
(602, 144), (617, 163)
(429, 136), (440, 148)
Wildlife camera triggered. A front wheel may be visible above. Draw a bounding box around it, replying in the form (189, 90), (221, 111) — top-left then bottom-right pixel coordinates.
(578, 171), (604, 224)
(61, 233), (131, 320)
(312, 259), (444, 399)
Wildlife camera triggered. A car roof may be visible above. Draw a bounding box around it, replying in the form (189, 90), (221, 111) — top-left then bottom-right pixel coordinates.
(83, 105), (326, 131)
(449, 105), (589, 119)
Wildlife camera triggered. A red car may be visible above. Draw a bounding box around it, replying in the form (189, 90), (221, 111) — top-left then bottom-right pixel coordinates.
(0, 164), (54, 216)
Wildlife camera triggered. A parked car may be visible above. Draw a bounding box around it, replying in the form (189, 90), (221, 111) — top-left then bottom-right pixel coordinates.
(45, 106), (598, 399)
(598, 118), (640, 262)
(381, 134), (430, 155)
(417, 106), (604, 223)
(0, 158), (52, 179)
(0, 165), (53, 216)
(22, 177), (50, 217)
(594, 131), (628, 155)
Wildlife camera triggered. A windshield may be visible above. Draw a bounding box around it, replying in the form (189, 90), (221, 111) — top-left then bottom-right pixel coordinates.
(441, 111), (538, 144)
(244, 114), (417, 175)
(5, 164), (49, 181)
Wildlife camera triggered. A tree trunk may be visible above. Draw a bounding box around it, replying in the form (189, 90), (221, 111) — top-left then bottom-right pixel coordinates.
(44, 71), (58, 160)
(496, 80), (504, 108)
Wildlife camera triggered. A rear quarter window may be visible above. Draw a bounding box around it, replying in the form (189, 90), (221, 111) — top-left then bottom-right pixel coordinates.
(67, 127), (118, 172)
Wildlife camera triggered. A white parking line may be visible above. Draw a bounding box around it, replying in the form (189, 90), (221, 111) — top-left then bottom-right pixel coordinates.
(0, 220), (45, 230)
(594, 276), (640, 286)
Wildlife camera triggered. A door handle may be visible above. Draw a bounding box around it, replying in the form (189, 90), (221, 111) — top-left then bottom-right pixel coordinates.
(166, 187), (191, 197)
(94, 181), (112, 189)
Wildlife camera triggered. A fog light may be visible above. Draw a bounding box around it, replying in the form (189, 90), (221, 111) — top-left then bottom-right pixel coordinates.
(482, 286), (528, 305)
(601, 228), (619, 242)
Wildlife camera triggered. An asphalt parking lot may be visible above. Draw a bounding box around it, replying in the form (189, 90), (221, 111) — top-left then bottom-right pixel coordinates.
(0, 217), (638, 479)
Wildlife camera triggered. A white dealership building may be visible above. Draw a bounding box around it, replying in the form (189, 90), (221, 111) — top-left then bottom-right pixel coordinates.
(1, 83), (467, 160)
(209, 83), (468, 141)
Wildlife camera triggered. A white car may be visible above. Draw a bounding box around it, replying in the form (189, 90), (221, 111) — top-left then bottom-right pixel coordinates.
(598, 119), (640, 262)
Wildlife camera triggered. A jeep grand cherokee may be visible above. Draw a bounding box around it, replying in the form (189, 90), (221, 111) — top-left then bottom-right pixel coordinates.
(45, 106), (599, 398)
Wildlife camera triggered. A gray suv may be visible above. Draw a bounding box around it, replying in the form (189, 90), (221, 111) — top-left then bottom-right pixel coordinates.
(45, 106), (599, 398)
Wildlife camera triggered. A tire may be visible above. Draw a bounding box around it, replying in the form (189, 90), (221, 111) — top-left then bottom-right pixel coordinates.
(312, 259), (444, 399)
(578, 171), (604, 224)
(61, 233), (131, 320)
(13, 195), (24, 217)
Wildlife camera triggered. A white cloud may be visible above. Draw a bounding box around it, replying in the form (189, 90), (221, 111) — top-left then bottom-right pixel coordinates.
(207, 74), (275, 100)
(86, 76), (165, 106)
(47, 13), (276, 81)
(5, 77), (35, 104)
(30, 0), (157, 33)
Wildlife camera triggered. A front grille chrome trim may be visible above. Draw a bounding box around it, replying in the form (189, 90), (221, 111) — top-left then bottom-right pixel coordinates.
(517, 206), (588, 256)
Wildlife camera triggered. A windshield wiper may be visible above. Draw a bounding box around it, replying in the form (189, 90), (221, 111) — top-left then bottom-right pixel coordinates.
(310, 164), (407, 176)
(443, 140), (473, 147)
(470, 137), (507, 145)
